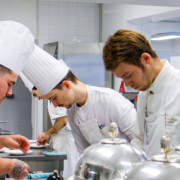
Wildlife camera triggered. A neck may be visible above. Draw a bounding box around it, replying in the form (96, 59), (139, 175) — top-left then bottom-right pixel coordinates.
(151, 58), (166, 81)
(73, 81), (88, 107)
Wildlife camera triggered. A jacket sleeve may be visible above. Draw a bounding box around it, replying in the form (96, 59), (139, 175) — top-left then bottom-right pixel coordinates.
(109, 93), (137, 140)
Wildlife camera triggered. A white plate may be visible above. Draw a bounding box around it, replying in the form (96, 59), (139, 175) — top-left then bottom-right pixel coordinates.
(30, 143), (50, 149)
(28, 140), (37, 143)
(0, 147), (9, 153)
(5, 149), (33, 156)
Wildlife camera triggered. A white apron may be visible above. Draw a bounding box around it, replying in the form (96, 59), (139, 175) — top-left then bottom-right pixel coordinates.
(143, 88), (166, 157)
(75, 97), (110, 145)
(50, 123), (79, 179)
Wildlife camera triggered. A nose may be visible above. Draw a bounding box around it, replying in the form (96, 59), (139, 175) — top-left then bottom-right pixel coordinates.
(124, 80), (133, 87)
(52, 101), (58, 108)
(6, 87), (12, 96)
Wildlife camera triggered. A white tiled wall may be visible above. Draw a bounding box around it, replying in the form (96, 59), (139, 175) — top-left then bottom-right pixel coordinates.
(0, 77), (32, 139)
(38, 1), (100, 48)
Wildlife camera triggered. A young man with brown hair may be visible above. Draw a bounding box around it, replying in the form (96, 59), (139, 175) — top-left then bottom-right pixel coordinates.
(103, 29), (180, 157)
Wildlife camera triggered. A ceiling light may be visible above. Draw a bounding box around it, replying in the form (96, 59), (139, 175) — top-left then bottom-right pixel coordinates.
(151, 32), (180, 41)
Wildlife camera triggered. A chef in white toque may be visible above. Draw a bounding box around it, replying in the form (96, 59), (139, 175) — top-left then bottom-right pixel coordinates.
(20, 72), (79, 179)
(23, 45), (136, 156)
(0, 20), (35, 179)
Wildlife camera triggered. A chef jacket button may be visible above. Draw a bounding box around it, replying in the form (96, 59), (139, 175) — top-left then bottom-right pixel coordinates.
(150, 91), (154, 94)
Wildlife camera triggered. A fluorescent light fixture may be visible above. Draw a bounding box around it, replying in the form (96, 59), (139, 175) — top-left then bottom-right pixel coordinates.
(151, 32), (180, 41)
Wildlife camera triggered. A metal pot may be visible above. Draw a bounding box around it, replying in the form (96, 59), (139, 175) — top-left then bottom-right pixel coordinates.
(74, 122), (148, 180)
(124, 136), (180, 180)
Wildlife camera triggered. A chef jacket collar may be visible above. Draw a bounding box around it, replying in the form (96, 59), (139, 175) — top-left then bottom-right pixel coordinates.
(147, 60), (169, 94)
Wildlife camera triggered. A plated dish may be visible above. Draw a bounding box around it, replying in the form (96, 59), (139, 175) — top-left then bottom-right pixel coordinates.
(0, 147), (9, 153)
(28, 139), (37, 143)
(4, 149), (33, 156)
(30, 143), (50, 149)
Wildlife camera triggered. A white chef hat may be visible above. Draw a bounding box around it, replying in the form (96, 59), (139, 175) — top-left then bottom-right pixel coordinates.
(22, 45), (70, 95)
(19, 72), (34, 92)
(0, 20), (35, 74)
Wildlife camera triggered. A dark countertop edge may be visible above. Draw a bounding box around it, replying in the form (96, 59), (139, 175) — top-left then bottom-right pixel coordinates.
(1, 155), (67, 161)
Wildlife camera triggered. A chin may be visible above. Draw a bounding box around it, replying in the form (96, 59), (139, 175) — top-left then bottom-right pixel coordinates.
(67, 104), (72, 109)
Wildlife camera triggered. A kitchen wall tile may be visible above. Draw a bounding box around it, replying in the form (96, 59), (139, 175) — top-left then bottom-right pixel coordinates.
(48, 14), (59, 25)
(68, 16), (77, 26)
(22, 101), (31, 110)
(4, 126), (14, 133)
(13, 126), (23, 135)
(0, 101), (6, 110)
(87, 36), (97, 42)
(49, 24), (59, 35)
(87, 3), (97, 8)
(59, 16), (68, 25)
(78, 2), (87, 7)
(77, 16), (86, 26)
(68, 2), (77, 6)
(59, 25), (68, 35)
(78, 6), (87, 16)
(39, 4), (48, 14)
(5, 100), (14, 110)
(13, 88), (23, 101)
(67, 35), (78, 42)
(87, 26), (96, 36)
(77, 35), (87, 42)
(39, 0), (48, 5)
(14, 101), (23, 110)
(39, 24), (49, 35)
(13, 110), (22, 126)
(22, 110), (31, 126)
(49, 5), (58, 15)
(77, 26), (87, 36)
(48, 34), (59, 43)
(58, 34), (68, 42)
(59, 2), (68, 6)
(68, 26), (77, 35)
(39, 14), (48, 25)
(95, 6), (99, 17)
(59, 5), (68, 15)
(39, 34), (49, 48)
(68, 6), (77, 16)
(23, 88), (31, 101)
(87, 16), (96, 26)
(87, 7), (96, 17)
(0, 123), (5, 129)
(49, 1), (59, 6)
(4, 110), (14, 127)
(21, 127), (32, 139)
(0, 110), (5, 124)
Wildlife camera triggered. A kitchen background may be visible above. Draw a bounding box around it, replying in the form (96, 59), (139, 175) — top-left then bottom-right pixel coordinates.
(0, 0), (180, 139)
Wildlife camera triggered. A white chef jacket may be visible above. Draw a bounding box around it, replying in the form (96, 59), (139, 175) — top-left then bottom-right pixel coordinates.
(48, 101), (79, 179)
(67, 85), (137, 154)
(131, 60), (180, 157)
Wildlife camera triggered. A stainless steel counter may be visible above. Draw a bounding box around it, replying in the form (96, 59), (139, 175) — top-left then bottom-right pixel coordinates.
(0, 147), (67, 172)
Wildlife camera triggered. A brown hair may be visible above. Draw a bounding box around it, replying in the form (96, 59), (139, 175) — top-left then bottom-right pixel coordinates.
(0, 65), (12, 75)
(103, 29), (158, 71)
(53, 70), (78, 90)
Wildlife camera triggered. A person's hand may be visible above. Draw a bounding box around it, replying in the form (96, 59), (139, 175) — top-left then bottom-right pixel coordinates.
(37, 132), (49, 146)
(0, 135), (30, 154)
(8, 159), (30, 180)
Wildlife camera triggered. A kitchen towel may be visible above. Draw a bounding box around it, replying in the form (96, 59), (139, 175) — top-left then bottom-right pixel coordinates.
(26, 172), (53, 179)
(43, 151), (67, 156)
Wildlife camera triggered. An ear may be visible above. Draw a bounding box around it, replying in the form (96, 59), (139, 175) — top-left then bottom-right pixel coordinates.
(62, 80), (71, 89)
(140, 53), (151, 65)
